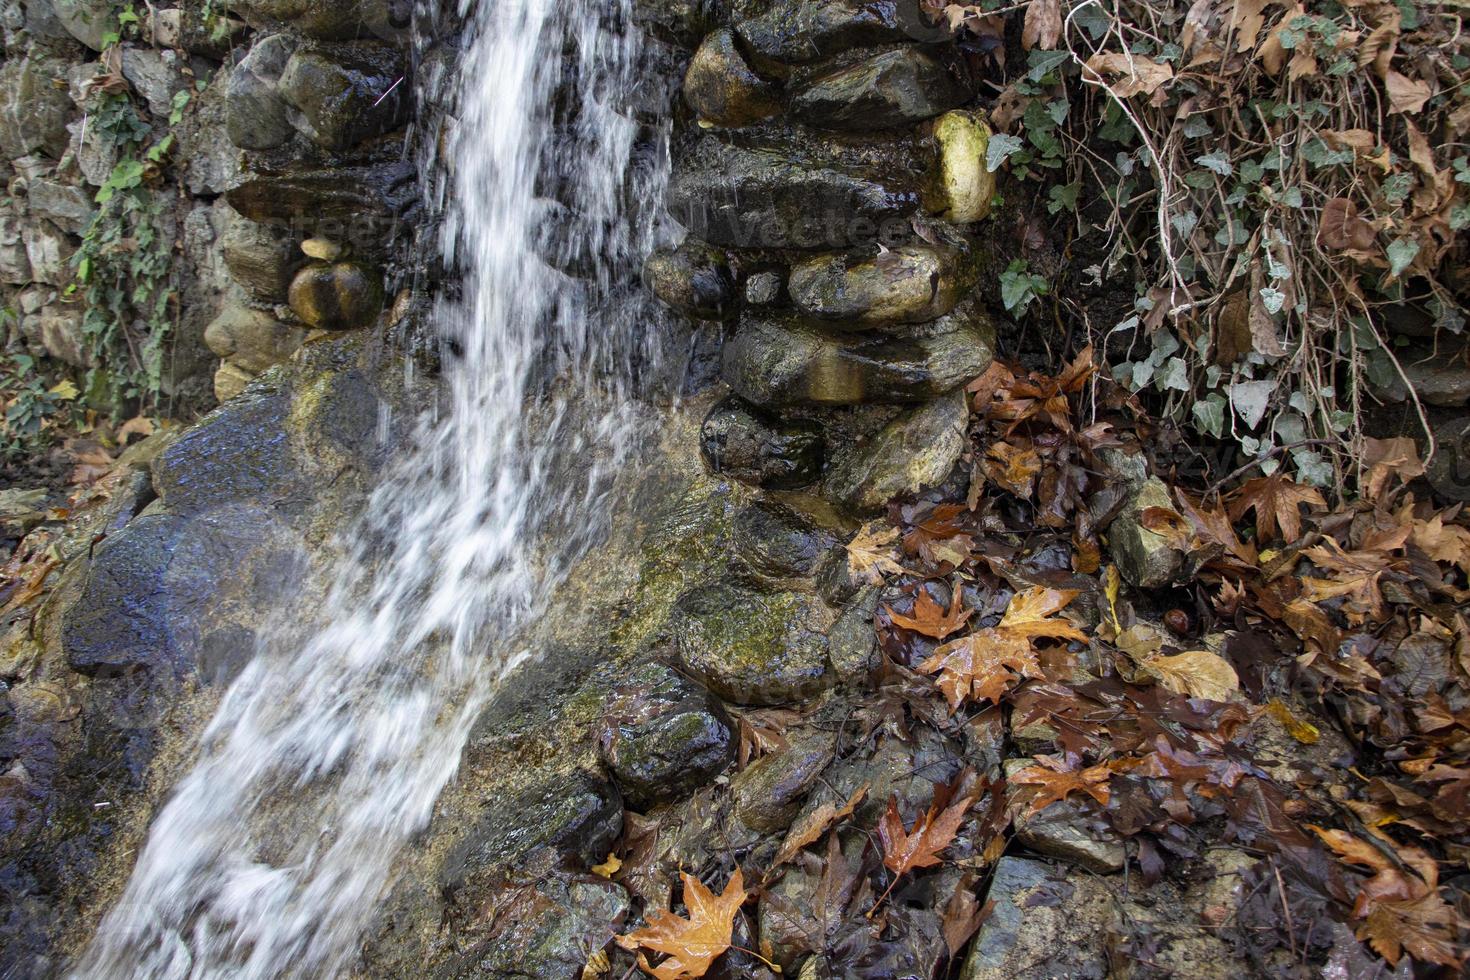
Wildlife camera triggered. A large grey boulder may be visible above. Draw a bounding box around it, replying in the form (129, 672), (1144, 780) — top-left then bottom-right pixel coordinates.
(277, 43), (410, 151)
(735, 0), (947, 65)
(226, 34), (299, 150)
(51, 0), (118, 50)
(0, 57), (74, 161)
(61, 506), (304, 682)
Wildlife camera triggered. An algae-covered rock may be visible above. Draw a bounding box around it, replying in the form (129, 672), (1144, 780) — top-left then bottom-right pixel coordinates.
(667, 127), (922, 248)
(1003, 759), (1124, 873)
(597, 663), (734, 809)
(722, 308), (993, 408)
(699, 396), (823, 489)
(672, 583), (832, 704)
(226, 161), (419, 225)
(788, 243), (974, 326)
(821, 390), (968, 513)
(287, 261), (384, 330)
(925, 110), (996, 224)
(643, 239), (737, 320)
(789, 46), (971, 131)
(683, 27), (781, 127)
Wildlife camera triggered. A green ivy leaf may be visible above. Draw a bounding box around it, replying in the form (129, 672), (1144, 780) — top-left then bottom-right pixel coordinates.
(986, 134), (1025, 173)
(1386, 238), (1420, 278)
(1195, 151), (1233, 176)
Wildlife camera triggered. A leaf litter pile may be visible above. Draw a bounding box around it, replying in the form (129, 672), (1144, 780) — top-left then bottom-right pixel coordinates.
(595, 350), (1469, 979)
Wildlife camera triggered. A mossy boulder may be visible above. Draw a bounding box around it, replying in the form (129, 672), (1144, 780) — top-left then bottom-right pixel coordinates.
(722, 301), (995, 408)
(672, 583), (833, 704)
(734, 0), (946, 66)
(731, 499), (841, 587)
(699, 396), (823, 489)
(287, 261), (384, 330)
(788, 243), (975, 326)
(683, 27), (781, 127)
(597, 663), (734, 809)
(1108, 477), (1191, 589)
(278, 43), (410, 150)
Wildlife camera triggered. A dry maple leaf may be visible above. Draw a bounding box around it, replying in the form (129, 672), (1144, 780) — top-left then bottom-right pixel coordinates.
(1301, 536), (1404, 624)
(1082, 52), (1174, 98)
(884, 588), (973, 640)
(1227, 472), (1326, 543)
(1010, 757), (1113, 815)
(1021, 0), (1061, 50)
(917, 587), (1085, 710)
(616, 869), (747, 980)
(847, 522), (904, 585)
(874, 787), (974, 911)
(983, 440), (1041, 498)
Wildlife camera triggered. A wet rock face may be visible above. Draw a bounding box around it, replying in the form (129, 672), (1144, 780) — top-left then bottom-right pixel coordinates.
(230, 0), (412, 42)
(433, 874), (630, 980)
(643, 240), (738, 320)
(597, 663), (735, 809)
(788, 243), (974, 326)
(734, 0), (945, 65)
(278, 43), (410, 150)
(672, 582), (832, 704)
(700, 396), (824, 489)
(442, 772), (623, 891)
(287, 260), (384, 330)
(684, 27), (781, 127)
(789, 46), (972, 131)
(668, 128), (924, 249)
(822, 389), (968, 513)
(1109, 477), (1191, 589)
(731, 499), (840, 585)
(61, 507), (302, 682)
(730, 729), (834, 833)
(722, 303), (994, 408)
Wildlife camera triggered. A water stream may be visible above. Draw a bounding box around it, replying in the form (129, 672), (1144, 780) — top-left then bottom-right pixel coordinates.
(74, 0), (669, 975)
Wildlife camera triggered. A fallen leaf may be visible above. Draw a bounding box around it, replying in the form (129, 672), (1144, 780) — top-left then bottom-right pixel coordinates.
(1319, 197), (1377, 252)
(1143, 650), (1240, 701)
(1384, 71), (1432, 115)
(884, 588), (973, 640)
(1227, 472), (1326, 543)
(1022, 0), (1062, 50)
(917, 587), (1085, 709)
(616, 869), (748, 980)
(1361, 436), (1424, 500)
(1082, 52), (1174, 98)
(847, 522), (904, 585)
(875, 788), (974, 908)
(592, 853), (622, 878)
(771, 785), (868, 870)
(1010, 757), (1114, 814)
(1265, 698), (1321, 744)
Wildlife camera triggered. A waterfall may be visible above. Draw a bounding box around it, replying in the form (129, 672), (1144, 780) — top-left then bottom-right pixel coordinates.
(74, 0), (669, 975)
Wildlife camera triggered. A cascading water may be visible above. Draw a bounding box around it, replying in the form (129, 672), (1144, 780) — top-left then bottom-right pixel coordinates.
(74, 0), (669, 975)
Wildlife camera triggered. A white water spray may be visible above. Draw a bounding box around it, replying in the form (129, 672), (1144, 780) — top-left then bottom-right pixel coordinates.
(75, 0), (668, 975)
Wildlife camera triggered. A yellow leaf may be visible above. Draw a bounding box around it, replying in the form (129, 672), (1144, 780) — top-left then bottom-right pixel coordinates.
(1144, 650), (1239, 701)
(591, 852), (622, 878)
(1103, 565), (1121, 632)
(846, 522), (904, 585)
(47, 379), (79, 401)
(1265, 698), (1320, 744)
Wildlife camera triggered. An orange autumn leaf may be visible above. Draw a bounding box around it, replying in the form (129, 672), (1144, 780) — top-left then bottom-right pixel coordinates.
(917, 587), (1085, 710)
(1010, 758), (1114, 815)
(616, 869), (748, 980)
(884, 588), (973, 640)
(877, 793), (972, 877)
